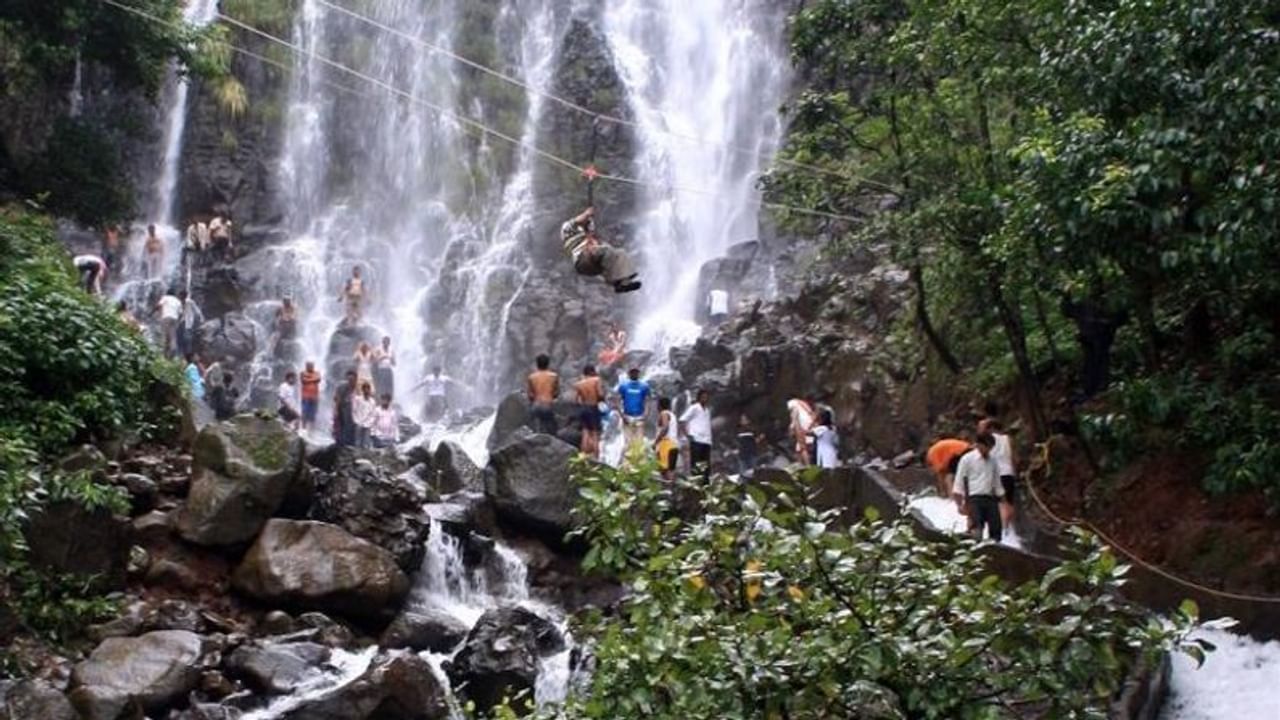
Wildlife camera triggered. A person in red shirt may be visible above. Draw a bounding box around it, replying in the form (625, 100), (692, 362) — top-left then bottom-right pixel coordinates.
(299, 361), (322, 432)
(926, 438), (972, 499)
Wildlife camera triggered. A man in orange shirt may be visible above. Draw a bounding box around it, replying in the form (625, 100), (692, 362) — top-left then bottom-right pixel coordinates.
(926, 438), (972, 500)
(299, 361), (322, 432)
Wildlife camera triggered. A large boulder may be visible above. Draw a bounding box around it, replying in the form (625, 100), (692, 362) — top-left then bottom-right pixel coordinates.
(0, 680), (76, 720)
(224, 641), (330, 695)
(24, 500), (130, 590)
(311, 453), (431, 571)
(176, 415), (308, 546)
(231, 520), (410, 623)
(448, 607), (565, 713)
(379, 608), (470, 653)
(198, 313), (259, 365)
(487, 392), (531, 451)
(278, 651), (447, 720)
(485, 434), (578, 537)
(68, 630), (205, 720)
(433, 440), (483, 494)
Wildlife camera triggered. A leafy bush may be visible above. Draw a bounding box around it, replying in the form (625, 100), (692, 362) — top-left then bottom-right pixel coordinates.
(0, 208), (174, 644)
(18, 119), (136, 226)
(505, 461), (1201, 719)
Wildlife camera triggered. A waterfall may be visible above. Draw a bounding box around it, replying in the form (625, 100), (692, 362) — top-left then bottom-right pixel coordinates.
(151, 0), (221, 226)
(601, 0), (791, 351)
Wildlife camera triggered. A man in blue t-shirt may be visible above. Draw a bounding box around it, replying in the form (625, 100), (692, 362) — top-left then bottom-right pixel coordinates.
(615, 367), (651, 453)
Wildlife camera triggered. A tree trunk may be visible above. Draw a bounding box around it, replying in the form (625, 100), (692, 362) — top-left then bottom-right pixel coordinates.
(988, 271), (1047, 439)
(912, 264), (961, 374)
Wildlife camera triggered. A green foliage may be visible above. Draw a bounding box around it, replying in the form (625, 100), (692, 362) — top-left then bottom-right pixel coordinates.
(772, 0), (1280, 503)
(222, 0), (298, 35)
(0, 208), (176, 645)
(506, 462), (1198, 719)
(18, 118), (136, 226)
(0, 208), (181, 452)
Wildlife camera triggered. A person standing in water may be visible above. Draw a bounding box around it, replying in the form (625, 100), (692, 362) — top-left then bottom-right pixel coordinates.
(352, 381), (377, 449)
(574, 364), (605, 459)
(373, 336), (396, 400)
(339, 266), (366, 326)
(353, 341), (377, 396)
(333, 370), (358, 447)
(953, 433), (1005, 541)
(371, 393), (399, 449)
(560, 207), (641, 293)
(654, 397), (681, 481)
(272, 297), (298, 355)
(978, 417), (1019, 532)
(526, 354), (560, 435)
(176, 290), (203, 360)
(143, 224), (164, 279)
(277, 371), (301, 431)
(102, 224), (121, 273)
(926, 438), (972, 501)
(299, 361), (322, 432)
(413, 366), (455, 422)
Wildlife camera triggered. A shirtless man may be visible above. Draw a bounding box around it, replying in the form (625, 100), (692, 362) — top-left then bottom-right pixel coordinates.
(143, 224), (164, 279)
(339, 266), (366, 326)
(526, 354), (560, 436)
(574, 364), (605, 458)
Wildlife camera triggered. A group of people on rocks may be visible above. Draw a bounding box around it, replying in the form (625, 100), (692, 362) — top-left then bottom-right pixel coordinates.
(524, 351), (844, 480)
(74, 212), (236, 299)
(927, 417), (1019, 542)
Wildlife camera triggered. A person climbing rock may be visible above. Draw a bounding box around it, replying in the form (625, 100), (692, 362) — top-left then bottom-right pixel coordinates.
(209, 213), (234, 262)
(73, 254), (107, 295)
(560, 207), (641, 293)
(184, 354), (205, 401)
(654, 397), (680, 481)
(926, 437), (972, 501)
(953, 432), (1005, 542)
(574, 364), (605, 459)
(598, 322), (628, 367)
(526, 354), (560, 435)
(176, 290), (203, 360)
(339, 266), (366, 326)
(155, 289), (183, 358)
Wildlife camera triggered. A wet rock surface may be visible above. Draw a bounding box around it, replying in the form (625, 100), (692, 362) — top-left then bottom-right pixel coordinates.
(177, 415), (308, 546)
(379, 608), (470, 653)
(311, 451), (431, 571)
(449, 606), (566, 713)
(277, 651), (448, 720)
(485, 433), (579, 539)
(224, 641), (330, 695)
(68, 630), (205, 720)
(232, 519), (410, 624)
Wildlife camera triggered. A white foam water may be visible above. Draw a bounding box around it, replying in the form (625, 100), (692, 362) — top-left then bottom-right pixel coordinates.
(908, 495), (1025, 550)
(1162, 628), (1280, 719)
(239, 646), (378, 720)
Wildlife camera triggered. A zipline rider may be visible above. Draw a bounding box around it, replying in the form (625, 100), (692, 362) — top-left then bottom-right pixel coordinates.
(561, 207), (642, 293)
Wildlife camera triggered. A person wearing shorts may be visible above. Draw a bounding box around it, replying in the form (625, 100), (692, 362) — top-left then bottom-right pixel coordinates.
(615, 368), (651, 456)
(979, 418), (1019, 531)
(574, 365), (605, 459)
(654, 398), (680, 481)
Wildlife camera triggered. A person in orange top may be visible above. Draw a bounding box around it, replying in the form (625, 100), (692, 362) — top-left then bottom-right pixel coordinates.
(299, 361), (322, 432)
(926, 438), (972, 499)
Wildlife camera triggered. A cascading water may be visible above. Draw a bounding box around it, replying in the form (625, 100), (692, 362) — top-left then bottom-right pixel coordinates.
(152, 0), (221, 226)
(601, 0), (792, 352)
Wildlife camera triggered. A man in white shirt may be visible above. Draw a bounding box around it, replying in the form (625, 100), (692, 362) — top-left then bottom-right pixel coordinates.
(277, 371), (300, 430)
(952, 433), (1005, 541)
(679, 389), (713, 481)
(155, 290), (183, 358)
(979, 418), (1018, 531)
(413, 366), (453, 421)
(73, 254), (108, 295)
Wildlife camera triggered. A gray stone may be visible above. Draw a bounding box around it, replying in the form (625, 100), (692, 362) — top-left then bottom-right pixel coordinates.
(198, 313), (259, 365)
(449, 607), (565, 714)
(176, 414), (308, 546)
(24, 500), (130, 590)
(434, 440), (483, 494)
(485, 434), (578, 537)
(0, 679), (76, 720)
(276, 651), (447, 720)
(311, 452), (430, 571)
(224, 642), (330, 695)
(380, 608), (469, 653)
(231, 520), (410, 623)
(68, 630), (205, 720)
(487, 392), (531, 451)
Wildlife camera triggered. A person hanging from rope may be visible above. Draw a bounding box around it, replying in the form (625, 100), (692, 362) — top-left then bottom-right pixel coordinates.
(560, 206), (642, 294)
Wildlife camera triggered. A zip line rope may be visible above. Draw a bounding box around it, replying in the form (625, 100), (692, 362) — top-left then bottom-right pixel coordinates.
(312, 0), (902, 196)
(99, 0), (869, 225)
(1027, 441), (1280, 605)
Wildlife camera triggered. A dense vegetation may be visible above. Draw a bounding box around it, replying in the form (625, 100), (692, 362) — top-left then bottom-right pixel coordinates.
(0, 0), (234, 224)
(498, 462), (1201, 719)
(767, 0), (1280, 505)
(0, 208), (180, 647)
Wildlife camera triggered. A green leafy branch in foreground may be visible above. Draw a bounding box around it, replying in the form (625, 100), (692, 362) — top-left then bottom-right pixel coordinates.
(498, 461), (1204, 719)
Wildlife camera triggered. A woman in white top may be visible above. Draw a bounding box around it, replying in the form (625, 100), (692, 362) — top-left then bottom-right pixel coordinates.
(352, 381), (377, 449)
(810, 410), (840, 469)
(978, 418), (1018, 529)
(353, 342), (377, 395)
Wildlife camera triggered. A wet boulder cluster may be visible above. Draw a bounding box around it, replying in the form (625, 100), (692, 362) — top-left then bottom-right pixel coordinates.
(4, 412), (619, 720)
